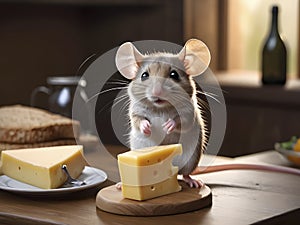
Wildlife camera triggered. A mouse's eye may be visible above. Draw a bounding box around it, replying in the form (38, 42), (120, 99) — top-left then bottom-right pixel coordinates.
(169, 70), (180, 81)
(141, 72), (149, 81)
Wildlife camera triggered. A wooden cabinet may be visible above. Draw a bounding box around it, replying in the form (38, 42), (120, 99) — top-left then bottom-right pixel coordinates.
(217, 71), (300, 157)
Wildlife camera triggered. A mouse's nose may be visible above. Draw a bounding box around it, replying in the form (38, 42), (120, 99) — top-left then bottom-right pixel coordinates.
(152, 85), (162, 97)
(151, 77), (165, 97)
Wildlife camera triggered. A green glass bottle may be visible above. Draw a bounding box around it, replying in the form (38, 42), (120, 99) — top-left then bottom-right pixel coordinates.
(262, 5), (287, 85)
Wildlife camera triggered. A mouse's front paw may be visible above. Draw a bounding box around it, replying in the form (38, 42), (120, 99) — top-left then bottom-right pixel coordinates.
(140, 119), (151, 136)
(162, 118), (176, 134)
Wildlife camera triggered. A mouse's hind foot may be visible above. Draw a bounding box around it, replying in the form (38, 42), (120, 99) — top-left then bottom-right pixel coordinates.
(183, 175), (204, 188)
(115, 182), (122, 190)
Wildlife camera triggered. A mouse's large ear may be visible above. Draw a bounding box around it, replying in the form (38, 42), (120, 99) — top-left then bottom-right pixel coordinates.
(178, 39), (211, 76)
(115, 42), (144, 80)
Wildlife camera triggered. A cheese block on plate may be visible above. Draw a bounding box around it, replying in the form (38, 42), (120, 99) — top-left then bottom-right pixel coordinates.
(1, 145), (87, 189)
(118, 144), (182, 201)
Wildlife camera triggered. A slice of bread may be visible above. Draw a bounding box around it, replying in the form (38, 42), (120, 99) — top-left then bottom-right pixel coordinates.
(0, 139), (77, 151)
(0, 105), (80, 144)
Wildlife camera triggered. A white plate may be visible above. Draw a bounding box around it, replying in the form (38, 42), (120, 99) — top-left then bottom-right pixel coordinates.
(274, 143), (300, 157)
(274, 143), (300, 166)
(0, 166), (107, 197)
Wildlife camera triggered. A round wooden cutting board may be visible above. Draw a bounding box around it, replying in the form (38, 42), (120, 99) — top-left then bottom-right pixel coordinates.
(96, 181), (212, 216)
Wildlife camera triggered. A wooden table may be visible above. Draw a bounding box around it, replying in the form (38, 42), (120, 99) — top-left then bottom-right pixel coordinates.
(0, 145), (300, 225)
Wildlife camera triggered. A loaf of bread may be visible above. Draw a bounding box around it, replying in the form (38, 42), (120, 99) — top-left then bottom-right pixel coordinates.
(0, 105), (80, 144)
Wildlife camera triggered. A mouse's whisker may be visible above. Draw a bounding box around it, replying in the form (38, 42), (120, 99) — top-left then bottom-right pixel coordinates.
(95, 95), (127, 116)
(86, 92), (101, 102)
(196, 90), (218, 97)
(95, 101), (114, 115)
(169, 94), (193, 107)
(116, 98), (130, 114)
(112, 97), (128, 111)
(109, 78), (129, 82)
(122, 100), (131, 112)
(100, 86), (128, 95)
(172, 97), (193, 109)
(123, 125), (131, 136)
(197, 90), (221, 104)
(111, 91), (130, 112)
(87, 87), (127, 102)
(105, 80), (130, 85)
(196, 96), (209, 107)
(170, 91), (193, 102)
(87, 86), (128, 102)
(131, 90), (148, 100)
(113, 91), (129, 102)
(113, 96), (128, 107)
(132, 96), (148, 106)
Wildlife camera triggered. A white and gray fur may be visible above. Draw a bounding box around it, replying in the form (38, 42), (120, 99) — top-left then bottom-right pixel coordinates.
(128, 55), (205, 175)
(115, 40), (211, 177)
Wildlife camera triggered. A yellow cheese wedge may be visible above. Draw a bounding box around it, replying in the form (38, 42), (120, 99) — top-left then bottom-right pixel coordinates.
(1, 145), (87, 189)
(118, 144), (182, 201)
(118, 144), (182, 166)
(122, 174), (181, 201)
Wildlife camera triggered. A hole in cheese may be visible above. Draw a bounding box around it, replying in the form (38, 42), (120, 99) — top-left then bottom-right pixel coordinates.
(150, 186), (155, 191)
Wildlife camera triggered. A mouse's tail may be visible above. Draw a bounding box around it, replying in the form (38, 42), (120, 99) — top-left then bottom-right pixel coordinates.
(191, 163), (300, 176)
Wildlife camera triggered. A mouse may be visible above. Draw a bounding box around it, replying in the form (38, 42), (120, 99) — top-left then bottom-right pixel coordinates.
(115, 39), (300, 189)
(115, 39), (211, 188)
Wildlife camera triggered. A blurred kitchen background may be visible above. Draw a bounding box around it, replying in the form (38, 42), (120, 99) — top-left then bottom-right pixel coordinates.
(0, 0), (299, 157)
